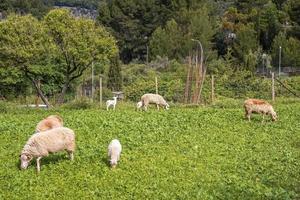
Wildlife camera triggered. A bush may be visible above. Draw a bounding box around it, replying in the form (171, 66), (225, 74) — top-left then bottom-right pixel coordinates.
(62, 98), (94, 110)
(124, 78), (184, 102)
(0, 101), (9, 113)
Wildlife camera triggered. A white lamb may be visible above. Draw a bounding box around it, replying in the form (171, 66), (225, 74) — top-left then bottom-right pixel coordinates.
(106, 96), (117, 111)
(136, 101), (143, 110)
(20, 127), (76, 172)
(108, 139), (122, 168)
(141, 93), (169, 111)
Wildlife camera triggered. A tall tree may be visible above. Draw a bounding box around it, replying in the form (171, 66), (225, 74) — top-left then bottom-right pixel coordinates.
(43, 9), (118, 104)
(97, 0), (177, 63)
(0, 14), (54, 107)
(256, 1), (280, 50)
(150, 19), (183, 60)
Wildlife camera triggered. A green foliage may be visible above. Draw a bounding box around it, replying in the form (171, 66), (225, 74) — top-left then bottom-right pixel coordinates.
(150, 5), (216, 60)
(0, 103), (299, 199)
(43, 8), (118, 102)
(97, 0), (174, 63)
(0, 0), (53, 18)
(107, 56), (122, 91)
(0, 14), (52, 71)
(271, 32), (300, 68)
(0, 14), (55, 102)
(233, 24), (259, 66)
(61, 98), (94, 110)
(124, 78), (184, 102)
(256, 1), (280, 50)
(150, 19), (184, 60)
(54, 0), (99, 9)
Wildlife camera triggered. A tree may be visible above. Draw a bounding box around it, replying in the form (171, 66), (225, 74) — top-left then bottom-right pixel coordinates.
(271, 32), (300, 68)
(256, 1), (280, 50)
(43, 9), (118, 104)
(0, 14), (54, 107)
(150, 19), (183, 60)
(150, 6), (216, 60)
(233, 24), (259, 65)
(97, 0), (177, 63)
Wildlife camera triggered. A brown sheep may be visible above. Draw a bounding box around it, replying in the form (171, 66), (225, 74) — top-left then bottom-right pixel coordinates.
(35, 115), (63, 133)
(244, 99), (277, 122)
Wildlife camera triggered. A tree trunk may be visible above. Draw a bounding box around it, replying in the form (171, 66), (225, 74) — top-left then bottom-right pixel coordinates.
(57, 82), (69, 105)
(192, 53), (200, 103)
(192, 42), (204, 104)
(184, 56), (192, 103)
(198, 63), (207, 104)
(30, 79), (52, 108)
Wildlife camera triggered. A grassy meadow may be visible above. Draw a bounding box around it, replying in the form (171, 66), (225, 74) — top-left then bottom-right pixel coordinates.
(0, 100), (299, 199)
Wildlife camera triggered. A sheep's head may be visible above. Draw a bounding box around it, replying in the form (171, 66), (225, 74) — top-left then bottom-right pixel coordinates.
(110, 159), (117, 168)
(271, 111), (277, 121)
(165, 103), (170, 110)
(136, 101), (143, 109)
(20, 154), (32, 170)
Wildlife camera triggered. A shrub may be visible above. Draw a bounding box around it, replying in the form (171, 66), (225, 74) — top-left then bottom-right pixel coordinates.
(62, 98), (94, 110)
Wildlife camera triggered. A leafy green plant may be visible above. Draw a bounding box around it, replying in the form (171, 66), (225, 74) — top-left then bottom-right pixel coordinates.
(0, 101), (299, 199)
(61, 98), (94, 110)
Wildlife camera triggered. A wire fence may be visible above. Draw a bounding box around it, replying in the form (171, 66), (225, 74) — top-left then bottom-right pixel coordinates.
(16, 71), (300, 107)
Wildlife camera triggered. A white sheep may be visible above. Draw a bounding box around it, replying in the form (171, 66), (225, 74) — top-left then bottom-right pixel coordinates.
(35, 115), (63, 133)
(244, 99), (277, 122)
(108, 139), (122, 168)
(141, 93), (169, 111)
(106, 96), (117, 111)
(20, 127), (76, 172)
(136, 101), (143, 110)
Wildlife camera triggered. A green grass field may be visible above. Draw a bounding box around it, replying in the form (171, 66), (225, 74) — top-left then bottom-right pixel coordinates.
(0, 101), (299, 199)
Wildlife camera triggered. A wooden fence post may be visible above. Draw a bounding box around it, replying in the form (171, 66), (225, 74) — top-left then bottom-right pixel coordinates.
(211, 75), (215, 104)
(272, 72), (275, 102)
(99, 76), (102, 106)
(91, 62), (94, 102)
(155, 77), (158, 94)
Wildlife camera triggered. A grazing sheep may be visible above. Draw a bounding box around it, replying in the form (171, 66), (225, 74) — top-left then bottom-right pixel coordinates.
(106, 97), (117, 111)
(108, 139), (122, 168)
(244, 99), (277, 122)
(35, 115), (63, 133)
(136, 101), (143, 110)
(141, 93), (169, 111)
(20, 127), (75, 172)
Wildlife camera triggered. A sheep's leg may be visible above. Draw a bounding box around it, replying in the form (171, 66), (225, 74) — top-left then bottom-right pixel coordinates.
(68, 151), (74, 161)
(247, 112), (251, 122)
(261, 113), (265, 123)
(113, 104), (116, 110)
(36, 157), (42, 173)
(156, 104), (160, 111)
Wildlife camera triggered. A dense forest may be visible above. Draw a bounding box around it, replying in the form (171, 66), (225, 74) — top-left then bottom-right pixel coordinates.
(0, 0), (299, 104)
